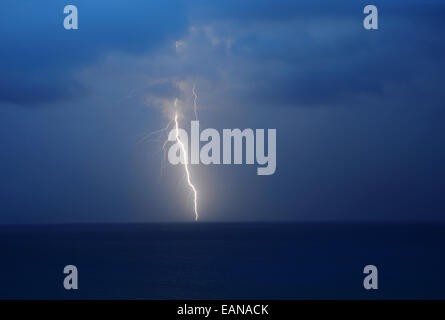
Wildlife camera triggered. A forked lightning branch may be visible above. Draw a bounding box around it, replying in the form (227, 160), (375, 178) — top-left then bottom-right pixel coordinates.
(167, 120), (276, 176)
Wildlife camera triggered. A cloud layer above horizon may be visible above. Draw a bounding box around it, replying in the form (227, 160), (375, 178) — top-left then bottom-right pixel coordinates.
(1, 0), (444, 109)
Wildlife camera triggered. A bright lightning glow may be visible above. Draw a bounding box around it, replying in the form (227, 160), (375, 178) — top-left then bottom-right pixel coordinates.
(150, 92), (200, 221)
(174, 111), (199, 221)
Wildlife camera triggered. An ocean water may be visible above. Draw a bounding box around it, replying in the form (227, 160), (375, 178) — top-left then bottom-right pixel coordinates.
(0, 222), (443, 299)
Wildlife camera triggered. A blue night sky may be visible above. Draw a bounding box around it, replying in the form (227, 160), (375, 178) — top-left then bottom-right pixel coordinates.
(0, 0), (444, 223)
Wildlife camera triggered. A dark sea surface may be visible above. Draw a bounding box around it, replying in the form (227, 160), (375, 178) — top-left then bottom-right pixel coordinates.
(0, 222), (443, 299)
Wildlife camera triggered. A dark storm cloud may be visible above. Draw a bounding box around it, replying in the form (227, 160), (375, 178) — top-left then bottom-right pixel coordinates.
(126, 0), (445, 112)
(0, 74), (87, 105)
(0, 0), (187, 106)
(183, 0), (445, 109)
(2, 0), (444, 108)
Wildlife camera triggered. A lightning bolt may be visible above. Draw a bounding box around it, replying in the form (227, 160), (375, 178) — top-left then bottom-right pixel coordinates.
(149, 88), (200, 221)
(173, 109), (199, 221)
(192, 83), (198, 121)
